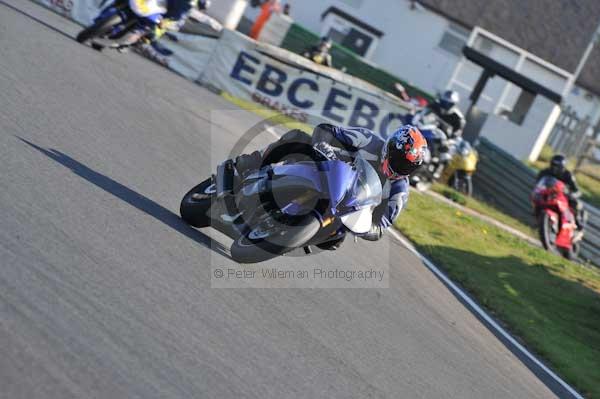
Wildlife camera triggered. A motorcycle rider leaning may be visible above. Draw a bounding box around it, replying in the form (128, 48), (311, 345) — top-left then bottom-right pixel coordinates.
(413, 90), (465, 138)
(125, 0), (201, 44)
(536, 154), (585, 233)
(232, 124), (427, 249)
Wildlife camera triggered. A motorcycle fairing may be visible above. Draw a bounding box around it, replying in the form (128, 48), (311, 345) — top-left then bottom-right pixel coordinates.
(239, 157), (382, 234)
(128, 0), (167, 18)
(340, 208), (374, 234)
(271, 160), (356, 216)
(533, 176), (575, 250)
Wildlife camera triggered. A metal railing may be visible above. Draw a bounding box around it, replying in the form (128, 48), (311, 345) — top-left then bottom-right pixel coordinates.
(547, 106), (600, 161)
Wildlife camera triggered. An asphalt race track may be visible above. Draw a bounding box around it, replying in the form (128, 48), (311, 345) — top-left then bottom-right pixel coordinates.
(0, 2), (560, 398)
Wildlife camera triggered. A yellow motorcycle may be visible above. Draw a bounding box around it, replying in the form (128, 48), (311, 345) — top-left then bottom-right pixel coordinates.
(440, 138), (478, 196)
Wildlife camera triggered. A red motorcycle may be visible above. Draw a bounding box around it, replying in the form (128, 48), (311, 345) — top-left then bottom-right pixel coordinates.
(531, 176), (580, 259)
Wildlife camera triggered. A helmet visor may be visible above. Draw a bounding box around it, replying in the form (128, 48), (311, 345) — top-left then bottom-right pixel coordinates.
(381, 158), (405, 180)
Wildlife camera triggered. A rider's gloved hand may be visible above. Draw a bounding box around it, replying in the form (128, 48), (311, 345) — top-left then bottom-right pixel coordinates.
(313, 141), (337, 160)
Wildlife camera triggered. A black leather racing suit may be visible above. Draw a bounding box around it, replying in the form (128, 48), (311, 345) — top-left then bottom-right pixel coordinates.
(413, 102), (466, 138)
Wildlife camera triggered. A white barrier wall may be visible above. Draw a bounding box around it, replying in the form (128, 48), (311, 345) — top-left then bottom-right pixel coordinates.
(32, 0), (98, 24)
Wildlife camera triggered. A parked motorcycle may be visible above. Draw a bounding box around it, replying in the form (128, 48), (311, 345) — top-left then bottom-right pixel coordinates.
(531, 176), (582, 259)
(76, 0), (165, 51)
(439, 138), (478, 196)
(180, 145), (383, 263)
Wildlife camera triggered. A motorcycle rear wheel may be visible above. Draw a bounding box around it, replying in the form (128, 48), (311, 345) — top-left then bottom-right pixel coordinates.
(562, 242), (580, 260)
(180, 178), (216, 228)
(231, 214), (320, 264)
(451, 171), (473, 196)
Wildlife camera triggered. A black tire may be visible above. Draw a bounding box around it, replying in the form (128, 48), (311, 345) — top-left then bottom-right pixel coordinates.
(180, 178), (216, 228)
(451, 171), (473, 196)
(566, 241), (581, 260)
(76, 14), (122, 43)
(231, 214), (321, 264)
(538, 213), (559, 254)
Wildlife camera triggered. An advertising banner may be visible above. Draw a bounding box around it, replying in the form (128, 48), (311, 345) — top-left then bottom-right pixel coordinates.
(202, 30), (412, 137)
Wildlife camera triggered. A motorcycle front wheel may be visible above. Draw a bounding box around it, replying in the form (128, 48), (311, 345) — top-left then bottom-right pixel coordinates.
(76, 14), (123, 43)
(538, 213), (559, 255)
(451, 171), (473, 196)
(180, 178), (216, 228)
(230, 214), (320, 264)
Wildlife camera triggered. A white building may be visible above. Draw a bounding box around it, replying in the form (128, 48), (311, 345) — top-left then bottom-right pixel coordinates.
(243, 0), (600, 127)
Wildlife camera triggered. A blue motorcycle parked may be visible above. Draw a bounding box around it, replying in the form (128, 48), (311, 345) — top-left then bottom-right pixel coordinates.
(76, 0), (164, 51)
(180, 145), (383, 263)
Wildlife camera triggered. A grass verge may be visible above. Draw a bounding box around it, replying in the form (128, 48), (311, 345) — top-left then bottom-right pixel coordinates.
(430, 183), (536, 238)
(396, 191), (600, 398)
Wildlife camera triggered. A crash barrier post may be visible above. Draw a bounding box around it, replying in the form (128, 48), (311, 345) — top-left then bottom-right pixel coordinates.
(473, 138), (600, 266)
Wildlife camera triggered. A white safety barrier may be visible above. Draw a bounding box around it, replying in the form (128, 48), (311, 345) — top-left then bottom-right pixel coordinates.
(257, 12), (293, 47)
(32, 0), (98, 24)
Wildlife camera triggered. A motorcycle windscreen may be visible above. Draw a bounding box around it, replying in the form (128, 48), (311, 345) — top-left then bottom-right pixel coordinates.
(536, 175), (561, 190)
(340, 157), (383, 233)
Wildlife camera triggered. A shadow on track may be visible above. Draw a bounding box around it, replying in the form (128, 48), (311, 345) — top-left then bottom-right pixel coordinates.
(0, 0), (76, 41)
(18, 137), (231, 259)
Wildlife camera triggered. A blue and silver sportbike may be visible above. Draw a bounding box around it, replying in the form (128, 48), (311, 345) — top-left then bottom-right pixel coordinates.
(76, 0), (165, 51)
(180, 145), (383, 263)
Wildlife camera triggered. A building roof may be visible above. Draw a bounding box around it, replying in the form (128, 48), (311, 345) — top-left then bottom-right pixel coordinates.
(418, 0), (600, 95)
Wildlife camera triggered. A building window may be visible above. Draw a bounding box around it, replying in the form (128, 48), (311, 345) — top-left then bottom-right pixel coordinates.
(321, 7), (383, 59)
(325, 24), (374, 57)
(438, 23), (469, 56)
(497, 88), (536, 125)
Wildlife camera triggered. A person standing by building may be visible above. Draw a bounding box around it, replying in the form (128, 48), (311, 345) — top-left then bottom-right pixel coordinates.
(302, 37), (334, 67)
(249, 0), (281, 39)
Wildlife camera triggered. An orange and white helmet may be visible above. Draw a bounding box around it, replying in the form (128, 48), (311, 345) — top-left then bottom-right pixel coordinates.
(381, 125), (427, 180)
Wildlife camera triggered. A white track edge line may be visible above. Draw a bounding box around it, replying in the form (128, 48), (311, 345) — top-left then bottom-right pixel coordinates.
(387, 228), (584, 399)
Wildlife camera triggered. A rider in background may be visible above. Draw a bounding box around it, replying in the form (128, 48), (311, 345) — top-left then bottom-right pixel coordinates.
(126, 0), (200, 44)
(159, 0), (209, 34)
(145, 0), (213, 55)
(536, 154), (585, 232)
(302, 37), (334, 67)
(412, 90), (465, 138)
(234, 124), (427, 248)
